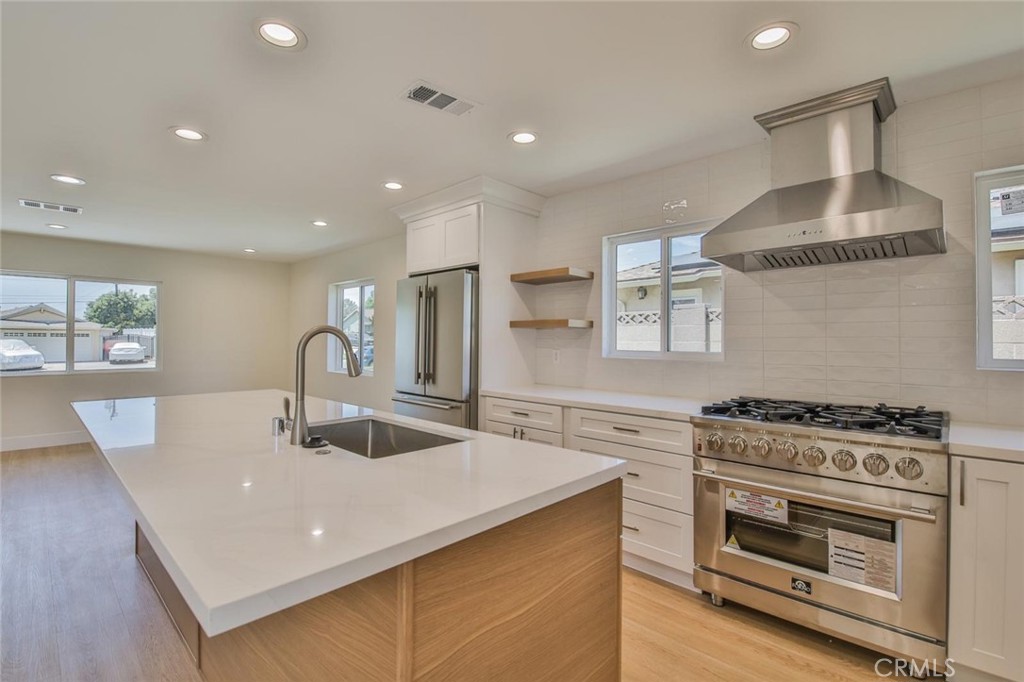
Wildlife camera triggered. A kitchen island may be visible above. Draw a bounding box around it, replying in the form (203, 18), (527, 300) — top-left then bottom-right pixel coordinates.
(72, 389), (626, 682)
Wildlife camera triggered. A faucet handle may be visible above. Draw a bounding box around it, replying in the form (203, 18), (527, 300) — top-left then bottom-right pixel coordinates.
(283, 396), (291, 420)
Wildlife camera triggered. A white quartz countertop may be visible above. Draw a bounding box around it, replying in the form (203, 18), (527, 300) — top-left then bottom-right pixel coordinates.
(72, 389), (626, 636)
(481, 385), (704, 421)
(948, 422), (1024, 464)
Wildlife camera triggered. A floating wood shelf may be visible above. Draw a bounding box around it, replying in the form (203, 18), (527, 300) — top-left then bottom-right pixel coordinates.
(509, 319), (594, 329)
(510, 267), (594, 285)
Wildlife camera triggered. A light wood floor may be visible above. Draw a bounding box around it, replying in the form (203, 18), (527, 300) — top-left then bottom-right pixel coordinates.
(2, 444), (885, 682)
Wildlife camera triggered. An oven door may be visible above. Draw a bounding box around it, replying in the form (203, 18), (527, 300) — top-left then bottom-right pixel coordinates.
(693, 458), (947, 642)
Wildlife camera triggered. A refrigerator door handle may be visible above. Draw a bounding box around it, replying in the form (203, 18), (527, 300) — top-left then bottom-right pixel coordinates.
(414, 286), (423, 384)
(425, 286), (437, 383)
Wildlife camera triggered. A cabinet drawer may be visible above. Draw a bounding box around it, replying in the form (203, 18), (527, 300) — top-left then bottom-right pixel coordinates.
(569, 408), (691, 454)
(571, 436), (692, 514)
(485, 420), (563, 447)
(621, 500), (693, 573)
(483, 397), (563, 433)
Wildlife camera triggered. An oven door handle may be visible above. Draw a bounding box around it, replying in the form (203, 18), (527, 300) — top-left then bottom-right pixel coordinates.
(692, 470), (937, 523)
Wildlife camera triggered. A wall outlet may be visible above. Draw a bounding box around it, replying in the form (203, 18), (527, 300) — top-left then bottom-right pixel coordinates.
(552, 350), (560, 364)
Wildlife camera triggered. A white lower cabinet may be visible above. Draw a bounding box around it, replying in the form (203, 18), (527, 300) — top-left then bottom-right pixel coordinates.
(483, 419), (563, 447)
(949, 456), (1024, 682)
(571, 435), (692, 514)
(621, 499), (693, 572)
(566, 407), (695, 582)
(481, 397), (565, 447)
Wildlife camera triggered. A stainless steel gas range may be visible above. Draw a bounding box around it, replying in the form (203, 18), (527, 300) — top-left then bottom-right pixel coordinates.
(691, 397), (949, 665)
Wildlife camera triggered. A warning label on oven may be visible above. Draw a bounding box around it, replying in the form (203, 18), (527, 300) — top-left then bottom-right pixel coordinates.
(725, 488), (788, 524)
(828, 528), (897, 592)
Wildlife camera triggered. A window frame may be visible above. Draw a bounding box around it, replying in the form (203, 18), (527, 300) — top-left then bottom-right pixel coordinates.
(975, 165), (1024, 371)
(602, 218), (723, 361)
(0, 269), (161, 376)
(327, 278), (375, 376)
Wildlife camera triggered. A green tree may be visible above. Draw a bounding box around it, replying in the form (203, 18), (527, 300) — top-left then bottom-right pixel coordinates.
(84, 290), (156, 332)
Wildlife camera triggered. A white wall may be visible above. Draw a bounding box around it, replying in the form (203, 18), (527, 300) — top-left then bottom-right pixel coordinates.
(287, 235), (406, 412)
(531, 75), (1024, 427)
(0, 233), (291, 449)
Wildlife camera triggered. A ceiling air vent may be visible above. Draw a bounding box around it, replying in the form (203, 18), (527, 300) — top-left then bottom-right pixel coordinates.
(19, 199), (83, 215)
(403, 80), (476, 116)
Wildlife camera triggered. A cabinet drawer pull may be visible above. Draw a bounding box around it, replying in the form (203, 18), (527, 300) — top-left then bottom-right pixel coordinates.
(612, 426), (641, 434)
(510, 410), (530, 417)
(625, 472), (640, 478)
(622, 524), (640, 532)
(512, 427), (520, 439)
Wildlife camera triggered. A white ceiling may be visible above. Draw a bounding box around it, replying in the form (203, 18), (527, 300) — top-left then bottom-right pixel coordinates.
(3, 2), (1022, 262)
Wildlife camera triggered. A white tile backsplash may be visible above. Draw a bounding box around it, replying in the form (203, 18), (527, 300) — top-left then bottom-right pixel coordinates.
(530, 76), (1024, 426)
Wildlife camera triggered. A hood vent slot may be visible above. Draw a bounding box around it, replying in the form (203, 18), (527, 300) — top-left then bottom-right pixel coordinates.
(403, 80), (476, 116)
(19, 199), (83, 215)
(755, 237), (909, 270)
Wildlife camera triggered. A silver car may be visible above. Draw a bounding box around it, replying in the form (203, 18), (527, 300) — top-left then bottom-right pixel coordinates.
(109, 342), (146, 363)
(0, 339), (46, 371)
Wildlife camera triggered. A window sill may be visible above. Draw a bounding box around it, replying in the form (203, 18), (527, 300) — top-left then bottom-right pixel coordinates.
(0, 367), (160, 377)
(327, 369), (375, 377)
(603, 350), (724, 363)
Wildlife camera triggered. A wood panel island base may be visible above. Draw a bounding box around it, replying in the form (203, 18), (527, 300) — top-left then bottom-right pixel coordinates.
(137, 480), (622, 682)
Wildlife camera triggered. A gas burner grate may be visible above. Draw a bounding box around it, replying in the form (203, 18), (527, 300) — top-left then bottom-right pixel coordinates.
(700, 397), (946, 440)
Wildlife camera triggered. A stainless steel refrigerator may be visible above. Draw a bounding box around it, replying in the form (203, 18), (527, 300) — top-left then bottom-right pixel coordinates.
(392, 269), (478, 429)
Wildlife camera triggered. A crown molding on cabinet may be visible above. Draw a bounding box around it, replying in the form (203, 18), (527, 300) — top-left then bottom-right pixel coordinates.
(392, 175), (546, 222)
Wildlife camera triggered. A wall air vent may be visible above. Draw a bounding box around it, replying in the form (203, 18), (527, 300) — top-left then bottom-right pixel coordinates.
(403, 80), (476, 116)
(19, 199), (83, 215)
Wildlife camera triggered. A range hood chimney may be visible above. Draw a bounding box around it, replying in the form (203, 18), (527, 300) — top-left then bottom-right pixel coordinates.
(701, 78), (945, 271)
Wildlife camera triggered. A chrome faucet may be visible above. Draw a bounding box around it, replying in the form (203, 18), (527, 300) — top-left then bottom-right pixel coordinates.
(290, 324), (361, 446)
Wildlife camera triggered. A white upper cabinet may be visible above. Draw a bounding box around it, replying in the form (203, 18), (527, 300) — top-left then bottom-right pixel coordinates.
(405, 204), (480, 274)
(393, 176), (545, 276)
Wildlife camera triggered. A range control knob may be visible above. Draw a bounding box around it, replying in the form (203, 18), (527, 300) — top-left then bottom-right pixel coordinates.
(728, 435), (748, 455)
(895, 457), (924, 481)
(778, 441), (799, 462)
(863, 453), (890, 477)
(802, 446), (826, 467)
(832, 450), (857, 472)
(751, 437), (772, 458)
(705, 432), (725, 452)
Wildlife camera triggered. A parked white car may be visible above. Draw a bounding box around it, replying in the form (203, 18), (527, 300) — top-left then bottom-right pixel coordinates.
(0, 339), (46, 371)
(109, 342), (146, 364)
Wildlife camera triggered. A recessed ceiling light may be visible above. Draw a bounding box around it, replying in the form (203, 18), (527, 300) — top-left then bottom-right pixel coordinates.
(310, 528), (324, 537)
(171, 127), (206, 141)
(750, 22), (797, 50)
(243, 248), (257, 254)
(47, 223), (68, 230)
(382, 181), (403, 191)
(311, 220), (328, 227)
(50, 174), (85, 185)
(242, 481), (253, 488)
(255, 20), (307, 50)
(509, 131), (538, 144)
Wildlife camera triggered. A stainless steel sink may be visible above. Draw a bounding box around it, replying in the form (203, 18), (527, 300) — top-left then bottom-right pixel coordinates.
(306, 418), (462, 459)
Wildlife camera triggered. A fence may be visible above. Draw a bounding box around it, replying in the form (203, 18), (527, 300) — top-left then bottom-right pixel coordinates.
(994, 296), (1024, 360)
(616, 306), (722, 353)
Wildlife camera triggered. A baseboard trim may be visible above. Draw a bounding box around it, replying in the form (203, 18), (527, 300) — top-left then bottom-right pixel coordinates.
(623, 552), (698, 593)
(1, 430), (89, 452)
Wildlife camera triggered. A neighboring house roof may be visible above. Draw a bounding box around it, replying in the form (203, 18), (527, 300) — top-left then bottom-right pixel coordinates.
(616, 260), (722, 287)
(0, 320), (108, 331)
(0, 303), (109, 330)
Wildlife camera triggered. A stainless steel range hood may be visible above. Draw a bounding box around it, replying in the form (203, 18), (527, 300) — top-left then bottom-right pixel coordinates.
(702, 78), (945, 271)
